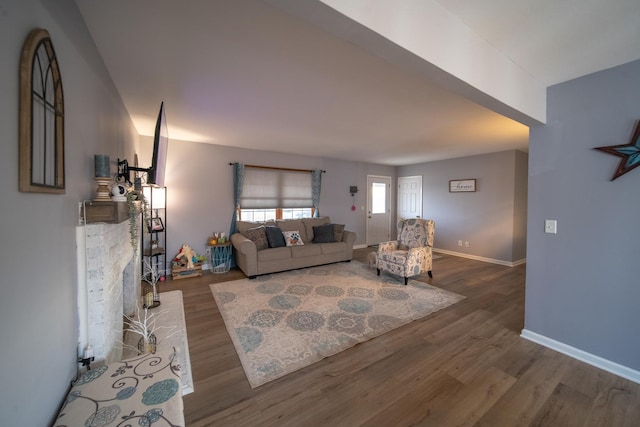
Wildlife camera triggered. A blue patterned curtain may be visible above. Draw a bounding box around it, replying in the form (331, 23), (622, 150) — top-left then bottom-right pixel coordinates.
(230, 163), (245, 236)
(311, 169), (322, 217)
(229, 163), (245, 268)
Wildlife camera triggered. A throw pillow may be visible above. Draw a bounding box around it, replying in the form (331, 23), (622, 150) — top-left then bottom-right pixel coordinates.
(312, 224), (335, 243)
(282, 230), (304, 246)
(242, 226), (268, 250)
(303, 216), (330, 242)
(265, 226), (286, 248)
(398, 225), (415, 250)
(332, 224), (345, 242)
(277, 219), (307, 242)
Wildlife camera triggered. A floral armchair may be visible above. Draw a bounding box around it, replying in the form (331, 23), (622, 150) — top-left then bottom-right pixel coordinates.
(377, 218), (435, 285)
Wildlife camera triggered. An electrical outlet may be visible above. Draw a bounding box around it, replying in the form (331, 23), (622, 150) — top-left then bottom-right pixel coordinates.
(545, 219), (557, 234)
(457, 240), (463, 247)
(465, 241), (470, 248)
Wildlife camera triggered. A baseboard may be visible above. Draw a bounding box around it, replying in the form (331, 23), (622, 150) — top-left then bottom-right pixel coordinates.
(433, 248), (526, 267)
(521, 329), (640, 385)
(357, 245), (526, 267)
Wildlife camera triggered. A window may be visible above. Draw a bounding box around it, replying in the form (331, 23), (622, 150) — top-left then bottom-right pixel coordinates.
(238, 208), (314, 221)
(281, 208), (312, 219)
(238, 167), (316, 220)
(240, 208), (276, 222)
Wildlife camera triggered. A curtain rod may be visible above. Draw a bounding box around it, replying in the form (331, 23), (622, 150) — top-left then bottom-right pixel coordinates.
(229, 163), (325, 173)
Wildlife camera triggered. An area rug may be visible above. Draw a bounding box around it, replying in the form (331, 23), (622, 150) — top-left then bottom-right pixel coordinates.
(210, 261), (464, 388)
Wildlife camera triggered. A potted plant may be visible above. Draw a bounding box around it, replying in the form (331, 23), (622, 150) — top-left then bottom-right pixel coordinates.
(125, 188), (149, 248)
(122, 304), (176, 355)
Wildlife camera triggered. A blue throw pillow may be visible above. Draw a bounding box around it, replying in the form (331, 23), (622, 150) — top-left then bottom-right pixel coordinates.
(312, 224), (335, 243)
(265, 226), (286, 248)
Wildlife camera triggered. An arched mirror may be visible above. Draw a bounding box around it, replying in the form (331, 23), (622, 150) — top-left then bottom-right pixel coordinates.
(19, 28), (65, 193)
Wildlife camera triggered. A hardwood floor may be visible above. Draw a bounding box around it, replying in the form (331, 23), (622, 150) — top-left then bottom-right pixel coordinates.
(162, 248), (640, 426)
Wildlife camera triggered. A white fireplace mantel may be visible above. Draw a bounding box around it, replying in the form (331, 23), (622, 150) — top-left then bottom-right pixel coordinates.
(76, 219), (141, 364)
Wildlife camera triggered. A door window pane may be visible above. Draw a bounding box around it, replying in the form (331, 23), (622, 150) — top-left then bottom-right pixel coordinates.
(371, 182), (386, 214)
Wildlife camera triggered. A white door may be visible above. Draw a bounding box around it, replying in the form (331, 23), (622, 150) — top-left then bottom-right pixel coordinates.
(398, 175), (422, 219)
(366, 175), (391, 246)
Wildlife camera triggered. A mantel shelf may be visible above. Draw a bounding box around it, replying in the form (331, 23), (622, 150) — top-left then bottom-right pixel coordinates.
(84, 201), (130, 224)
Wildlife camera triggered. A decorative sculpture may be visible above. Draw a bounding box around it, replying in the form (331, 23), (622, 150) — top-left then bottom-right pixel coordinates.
(594, 119), (640, 180)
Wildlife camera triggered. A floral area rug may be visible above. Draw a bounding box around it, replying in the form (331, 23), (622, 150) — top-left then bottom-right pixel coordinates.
(209, 261), (464, 388)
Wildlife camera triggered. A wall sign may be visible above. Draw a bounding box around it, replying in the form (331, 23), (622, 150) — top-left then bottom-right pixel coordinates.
(449, 179), (476, 192)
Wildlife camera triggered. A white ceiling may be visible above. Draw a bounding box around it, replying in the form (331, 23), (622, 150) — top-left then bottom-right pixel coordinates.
(74, 0), (640, 166)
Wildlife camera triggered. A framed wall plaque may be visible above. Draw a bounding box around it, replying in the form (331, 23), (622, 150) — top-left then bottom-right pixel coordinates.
(148, 217), (165, 232)
(449, 179), (476, 192)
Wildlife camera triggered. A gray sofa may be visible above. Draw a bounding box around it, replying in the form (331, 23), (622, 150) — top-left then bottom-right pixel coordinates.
(231, 216), (356, 278)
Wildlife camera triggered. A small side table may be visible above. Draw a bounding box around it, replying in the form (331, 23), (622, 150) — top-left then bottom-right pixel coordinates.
(208, 242), (232, 273)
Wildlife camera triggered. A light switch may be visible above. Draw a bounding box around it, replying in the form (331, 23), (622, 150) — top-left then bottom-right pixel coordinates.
(545, 220), (557, 234)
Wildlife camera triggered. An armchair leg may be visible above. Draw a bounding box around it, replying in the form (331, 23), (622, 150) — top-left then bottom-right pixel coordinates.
(404, 277), (408, 286)
(428, 270), (433, 278)
(376, 268), (380, 276)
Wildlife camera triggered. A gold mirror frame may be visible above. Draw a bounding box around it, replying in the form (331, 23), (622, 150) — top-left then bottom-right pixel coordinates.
(19, 28), (65, 193)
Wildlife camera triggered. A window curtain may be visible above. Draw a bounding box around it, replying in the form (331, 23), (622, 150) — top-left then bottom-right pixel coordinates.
(229, 163), (245, 269)
(311, 169), (322, 217)
(230, 162), (244, 236)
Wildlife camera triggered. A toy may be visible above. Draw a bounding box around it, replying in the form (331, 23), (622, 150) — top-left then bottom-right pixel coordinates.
(174, 244), (197, 269)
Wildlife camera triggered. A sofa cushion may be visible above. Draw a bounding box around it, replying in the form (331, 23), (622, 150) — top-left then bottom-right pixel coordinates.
(332, 224), (345, 242)
(277, 219), (307, 242)
(258, 247), (291, 262)
(290, 244), (322, 258)
(265, 226), (286, 248)
(312, 223), (335, 243)
(282, 230), (304, 246)
(302, 216), (330, 242)
(242, 226), (268, 250)
(378, 250), (408, 264)
(319, 241), (346, 255)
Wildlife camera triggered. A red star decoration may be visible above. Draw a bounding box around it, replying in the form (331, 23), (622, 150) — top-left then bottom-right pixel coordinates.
(594, 120), (640, 181)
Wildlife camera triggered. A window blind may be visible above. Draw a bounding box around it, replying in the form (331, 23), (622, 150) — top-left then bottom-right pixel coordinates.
(239, 168), (312, 209)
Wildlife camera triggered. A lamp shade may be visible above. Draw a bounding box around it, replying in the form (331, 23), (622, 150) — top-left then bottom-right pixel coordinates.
(143, 186), (166, 209)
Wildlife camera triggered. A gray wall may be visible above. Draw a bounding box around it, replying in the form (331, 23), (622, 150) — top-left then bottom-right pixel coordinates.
(137, 137), (396, 266)
(525, 59), (640, 371)
(398, 150), (528, 264)
(0, 1), (138, 425)
(512, 150), (529, 261)
(4, 2), (636, 424)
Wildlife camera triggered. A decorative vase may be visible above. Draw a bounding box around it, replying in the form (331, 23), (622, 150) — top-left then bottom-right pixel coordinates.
(93, 177), (112, 201)
(138, 333), (157, 355)
(143, 283), (160, 309)
(111, 183), (127, 201)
